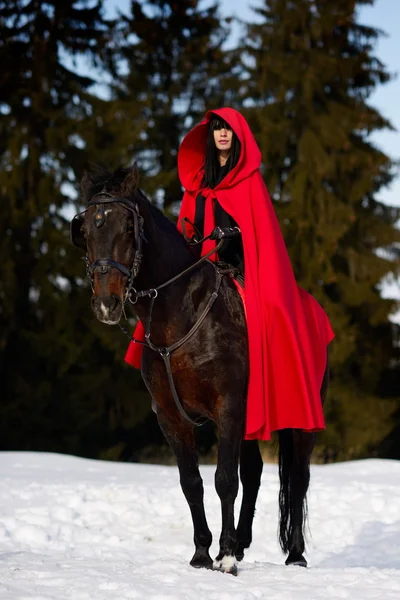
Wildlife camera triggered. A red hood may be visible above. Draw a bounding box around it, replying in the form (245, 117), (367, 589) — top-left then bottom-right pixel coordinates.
(178, 107), (262, 192)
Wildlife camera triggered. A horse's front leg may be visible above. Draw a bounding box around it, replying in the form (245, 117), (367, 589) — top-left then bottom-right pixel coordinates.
(157, 408), (213, 570)
(236, 439), (263, 561)
(213, 397), (245, 576)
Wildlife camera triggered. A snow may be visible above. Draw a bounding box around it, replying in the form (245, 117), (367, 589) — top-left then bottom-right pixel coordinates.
(0, 453), (399, 599)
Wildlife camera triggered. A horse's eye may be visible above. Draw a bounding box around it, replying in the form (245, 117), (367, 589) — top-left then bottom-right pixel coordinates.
(126, 222), (135, 233)
(80, 226), (87, 238)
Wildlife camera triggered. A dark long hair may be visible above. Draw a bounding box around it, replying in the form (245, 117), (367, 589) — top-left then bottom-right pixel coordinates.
(202, 115), (241, 188)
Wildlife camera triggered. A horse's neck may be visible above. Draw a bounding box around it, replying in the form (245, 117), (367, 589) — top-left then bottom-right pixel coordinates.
(132, 202), (199, 323)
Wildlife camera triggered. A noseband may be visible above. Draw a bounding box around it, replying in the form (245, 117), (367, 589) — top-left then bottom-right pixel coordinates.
(70, 188), (145, 302)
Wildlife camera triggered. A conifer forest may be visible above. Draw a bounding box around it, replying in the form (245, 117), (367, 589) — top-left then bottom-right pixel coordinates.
(1, 0), (399, 462)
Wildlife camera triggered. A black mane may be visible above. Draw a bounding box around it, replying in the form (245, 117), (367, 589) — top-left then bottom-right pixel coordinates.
(83, 164), (187, 242)
(83, 165), (133, 201)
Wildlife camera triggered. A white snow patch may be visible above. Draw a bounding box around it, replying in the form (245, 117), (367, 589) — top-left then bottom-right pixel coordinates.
(0, 452), (399, 599)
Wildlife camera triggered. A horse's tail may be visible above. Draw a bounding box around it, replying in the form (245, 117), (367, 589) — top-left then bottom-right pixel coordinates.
(278, 429), (313, 554)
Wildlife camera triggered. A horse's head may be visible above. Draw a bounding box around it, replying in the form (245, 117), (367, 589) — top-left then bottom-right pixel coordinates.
(71, 165), (144, 325)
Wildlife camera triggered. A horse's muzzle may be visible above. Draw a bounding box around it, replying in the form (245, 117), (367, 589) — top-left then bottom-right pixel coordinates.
(91, 294), (122, 325)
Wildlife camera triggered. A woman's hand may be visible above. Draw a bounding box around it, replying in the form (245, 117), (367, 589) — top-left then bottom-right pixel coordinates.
(209, 226), (241, 240)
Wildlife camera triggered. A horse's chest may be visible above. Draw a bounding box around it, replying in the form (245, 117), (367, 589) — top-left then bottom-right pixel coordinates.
(142, 349), (218, 411)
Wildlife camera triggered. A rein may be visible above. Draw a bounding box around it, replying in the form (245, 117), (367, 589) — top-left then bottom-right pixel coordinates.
(128, 238), (224, 302)
(71, 190), (225, 428)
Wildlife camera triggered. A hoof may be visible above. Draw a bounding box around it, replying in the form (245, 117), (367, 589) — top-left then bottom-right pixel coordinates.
(285, 552), (307, 568)
(213, 555), (238, 576)
(236, 551), (244, 562)
(190, 549), (213, 570)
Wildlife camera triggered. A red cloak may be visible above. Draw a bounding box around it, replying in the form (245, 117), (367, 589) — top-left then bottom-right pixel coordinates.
(125, 107), (334, 440)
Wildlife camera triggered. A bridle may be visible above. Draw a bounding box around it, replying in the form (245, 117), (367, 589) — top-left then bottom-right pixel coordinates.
(71, 188), (228, 427)
(70, 188), (145, 304)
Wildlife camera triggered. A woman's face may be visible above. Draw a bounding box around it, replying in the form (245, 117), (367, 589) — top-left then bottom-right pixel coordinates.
(213, 127), (233, 152)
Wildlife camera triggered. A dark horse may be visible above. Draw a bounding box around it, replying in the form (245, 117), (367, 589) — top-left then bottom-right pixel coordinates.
(71, 165), (329, 575)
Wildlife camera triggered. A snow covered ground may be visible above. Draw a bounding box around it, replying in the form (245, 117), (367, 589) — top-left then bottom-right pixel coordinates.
(0, 453), (399, 599)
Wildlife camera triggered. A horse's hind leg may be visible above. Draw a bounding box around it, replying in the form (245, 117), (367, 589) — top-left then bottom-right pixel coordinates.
(278, 357), (329, 567)
(236, 440), (263, 561)
(278, 429), (315, 567)
(157, 410), (213, 570)
(213, 399), (245, 575)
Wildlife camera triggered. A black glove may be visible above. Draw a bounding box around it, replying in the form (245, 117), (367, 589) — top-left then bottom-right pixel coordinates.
(209, 226), (241, 240)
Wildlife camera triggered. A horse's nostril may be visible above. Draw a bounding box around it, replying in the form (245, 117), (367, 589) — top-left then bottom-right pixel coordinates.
(91, 295), (98, 309)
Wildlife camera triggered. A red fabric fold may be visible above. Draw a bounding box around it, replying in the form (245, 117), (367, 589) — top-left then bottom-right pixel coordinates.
(124, 320), (145, 369)
(125, 107), (334, 440)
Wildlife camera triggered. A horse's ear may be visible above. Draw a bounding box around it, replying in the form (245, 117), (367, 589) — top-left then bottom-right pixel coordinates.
(120, 163), (139, 197)
(81, 170), (93, 198)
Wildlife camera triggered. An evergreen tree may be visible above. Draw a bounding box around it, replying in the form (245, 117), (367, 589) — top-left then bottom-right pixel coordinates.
(241, 0), (400, 460)
(0, 0), (149, 458)
(108, 0), (235, 212)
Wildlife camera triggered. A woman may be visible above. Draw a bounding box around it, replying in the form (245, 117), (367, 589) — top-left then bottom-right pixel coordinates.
(188, 114), (244, 273)
(126, 108), (334, 441)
